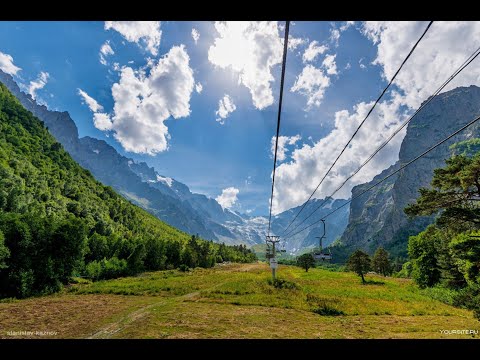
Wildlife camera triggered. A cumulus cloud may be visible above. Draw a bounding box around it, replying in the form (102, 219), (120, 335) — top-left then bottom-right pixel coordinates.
(215, 187), (240, 209)
(78, 88), (104, 112)
(322, 54), (337, 75)
(290, 64), (330, 108)
(271, 134), (301, 162)
(362, 21), (480, 110)
(191, 28), (200, 44)
(273, 97), (406, 213)
(93, 113), (113, 131)
(288, 37), (307, 51)
(215, 94), (236, 124)
(274, 21), (480, 213)
(28, 71), (49, 99)
(208, 21), (284, 110)
(302, 40), (328, 63)
(0, 51), (21, 75)
(195, 82), (203, 93)
(99, 40), (114, 65)
(96, 45), (194, 155)
(105, 21), (161, 56)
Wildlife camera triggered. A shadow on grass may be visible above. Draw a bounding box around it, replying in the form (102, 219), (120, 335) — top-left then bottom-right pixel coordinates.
(363, 279), (385, 285)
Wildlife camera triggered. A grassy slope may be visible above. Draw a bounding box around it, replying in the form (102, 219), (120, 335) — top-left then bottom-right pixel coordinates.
(1, 263), (478, 339)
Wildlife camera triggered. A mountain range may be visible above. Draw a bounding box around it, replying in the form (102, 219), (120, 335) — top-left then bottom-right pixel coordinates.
(0, 70), (350, 251)
(4, 71), (477, 258)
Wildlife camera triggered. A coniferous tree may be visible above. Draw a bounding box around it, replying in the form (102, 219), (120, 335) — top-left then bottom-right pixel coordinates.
(372, 247), (392, 276)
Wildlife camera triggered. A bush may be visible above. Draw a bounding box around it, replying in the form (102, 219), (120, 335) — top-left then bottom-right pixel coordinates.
(421, 285), (457, 305)
(394, 261), (412, 278)
(312, 304), (345, 316)
(85, 257), (128, 280)
(178, 264), (190, 272)
(453, 285), (480, 320)
(267, 278), (299, 290)
(306, 294), (345, 316)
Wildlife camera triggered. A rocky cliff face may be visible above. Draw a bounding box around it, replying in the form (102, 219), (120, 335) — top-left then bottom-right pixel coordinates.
(340, 85), (480, 256)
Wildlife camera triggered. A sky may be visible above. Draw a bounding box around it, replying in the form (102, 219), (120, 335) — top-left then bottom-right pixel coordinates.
(1, 21), (480, 216)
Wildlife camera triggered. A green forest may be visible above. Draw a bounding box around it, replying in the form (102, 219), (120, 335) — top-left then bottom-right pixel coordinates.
(403, 138), (480, 319)
(0, 83), (256, 299)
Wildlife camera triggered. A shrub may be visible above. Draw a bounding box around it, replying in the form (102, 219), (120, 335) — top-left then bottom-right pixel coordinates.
(267, 278), (299, 290)
(178, 264), (190, 272)
(85, 257), (128, 280)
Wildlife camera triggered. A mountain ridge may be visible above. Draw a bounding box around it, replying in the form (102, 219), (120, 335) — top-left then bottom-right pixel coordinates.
(0, 70), (351, 250)
(340, 85), (480, 257)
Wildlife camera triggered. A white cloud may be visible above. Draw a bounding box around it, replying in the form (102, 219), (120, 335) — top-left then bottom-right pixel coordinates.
(362, 21), (480, 110)
(322, 54), (337, 75)
(101, 45), (194, 155)
(273, 97), (406, 213)
(28, 71), (49, 99)
(93, 113), (112, 131)
(288, 37), (307, 51)
(195, 82), (203, 93)
(104, 21), (161, 56)
(340, 21), (355, 32)
(302, 40), (328, 63)
(208, 21), (284, 110)
(330, 29), (340, 46)
(359, 58), (366, 69)
(0, 51), (21, 75)
(290, 64), (330, 108)
(274, 21), (480, 213)
(191, 28), (200, 44)
(78, 88), (104, 112)
(99, 40), (114, 66)
(215, 187), (240, 209)
(215, 94), (236, 124)
(271, 134), (301, 162)
(345, 62), (351, 70)
(330, 21), (355, 47)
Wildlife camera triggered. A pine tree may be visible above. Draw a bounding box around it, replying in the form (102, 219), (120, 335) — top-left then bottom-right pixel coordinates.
(372, 247), (391, 276)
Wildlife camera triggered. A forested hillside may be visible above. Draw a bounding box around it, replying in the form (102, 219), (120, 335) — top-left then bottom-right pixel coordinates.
(0, 83), (255, 298)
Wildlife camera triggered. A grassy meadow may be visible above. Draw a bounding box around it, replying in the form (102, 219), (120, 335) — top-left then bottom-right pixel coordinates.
(0, 262), (478, 339)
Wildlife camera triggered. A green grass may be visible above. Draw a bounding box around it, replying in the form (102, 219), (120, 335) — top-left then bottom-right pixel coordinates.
(1, 263), (479, 339)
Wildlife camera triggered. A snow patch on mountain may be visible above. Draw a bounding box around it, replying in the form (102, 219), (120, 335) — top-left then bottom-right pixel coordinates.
(156, 174), (173, 187)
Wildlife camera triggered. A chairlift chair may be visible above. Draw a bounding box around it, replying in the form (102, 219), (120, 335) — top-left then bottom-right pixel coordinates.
(313, 247), (332, 262)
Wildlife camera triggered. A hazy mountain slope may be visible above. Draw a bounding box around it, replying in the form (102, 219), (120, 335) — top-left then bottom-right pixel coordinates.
(340, 85), (480, 257)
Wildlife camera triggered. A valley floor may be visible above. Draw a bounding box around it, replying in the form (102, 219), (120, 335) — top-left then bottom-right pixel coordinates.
(0, 263), (478, 339)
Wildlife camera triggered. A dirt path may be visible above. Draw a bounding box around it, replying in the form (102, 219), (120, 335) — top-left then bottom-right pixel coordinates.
(87, 282), (223, 339)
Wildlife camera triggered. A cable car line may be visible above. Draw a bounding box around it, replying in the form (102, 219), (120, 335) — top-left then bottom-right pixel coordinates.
(281, 43), (480, 239)
(267, 20), (290, 236)
(280, 21), (433, 237)
(284, 112), (480, 240)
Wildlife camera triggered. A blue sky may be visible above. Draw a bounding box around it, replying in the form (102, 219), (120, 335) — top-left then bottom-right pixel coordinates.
(1, 21), (479, 216)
